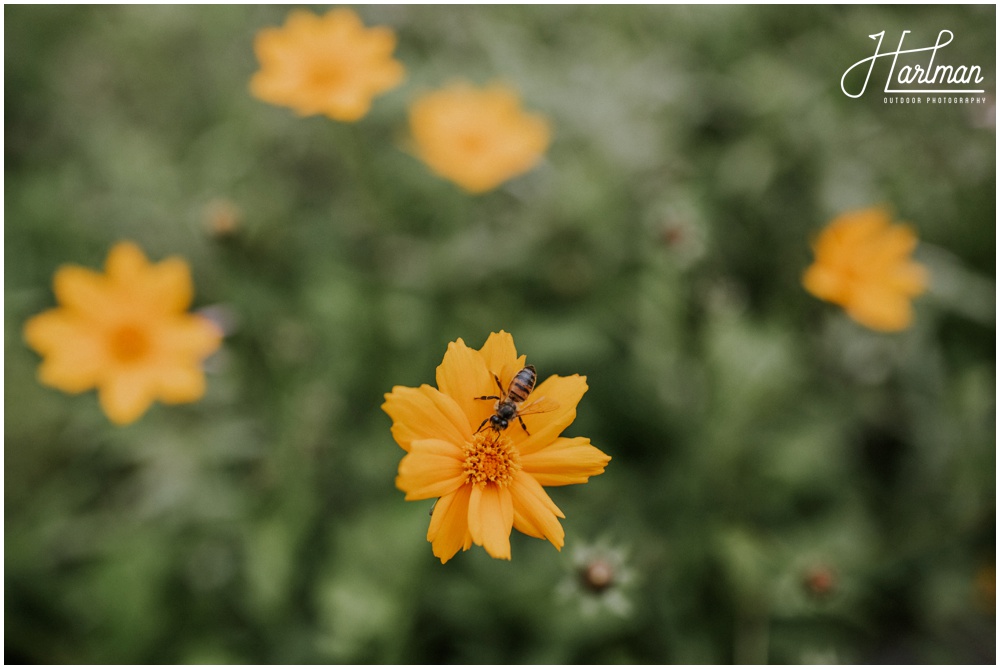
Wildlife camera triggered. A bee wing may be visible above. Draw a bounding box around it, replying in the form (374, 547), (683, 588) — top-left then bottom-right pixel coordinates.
(516, 396), (560, 416)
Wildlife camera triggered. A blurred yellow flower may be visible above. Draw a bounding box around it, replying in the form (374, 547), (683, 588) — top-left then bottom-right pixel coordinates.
(249, 8), (405, 122)
(409, 82), (551, 193)
(383, 331), (610, 563)
(802, 206), (929, 332)
(23, 242), (222, 425)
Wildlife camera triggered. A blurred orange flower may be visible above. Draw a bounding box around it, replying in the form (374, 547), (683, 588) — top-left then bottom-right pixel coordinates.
(383, 331), (610, 563)
(409, 82), (551, 193)
(249, 8), (405, 122)
(23, 242), (222, 425)
(802, 206), (929, 332)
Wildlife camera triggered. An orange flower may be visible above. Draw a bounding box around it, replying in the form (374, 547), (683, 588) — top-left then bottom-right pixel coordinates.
(249, 8), (405, 122)
(23, 242), (222, 425)
(383, 332), (610, 563)
(409, 82), (551, 193)
(802, 206), (929, 332)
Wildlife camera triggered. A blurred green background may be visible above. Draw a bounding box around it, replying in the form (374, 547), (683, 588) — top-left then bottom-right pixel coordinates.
(5, 5), (995, 664)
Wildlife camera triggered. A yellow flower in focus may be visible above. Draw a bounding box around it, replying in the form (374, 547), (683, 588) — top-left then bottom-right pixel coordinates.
(249, 8), (405, 122)
(383, 331), (610, 563)
(409, 82), (551, 193)
(23, 242), (222, 425)
(802, 206), (929, 332)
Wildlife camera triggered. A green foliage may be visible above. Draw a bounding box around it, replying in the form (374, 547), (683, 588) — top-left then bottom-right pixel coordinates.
(5, 5), (994, 663)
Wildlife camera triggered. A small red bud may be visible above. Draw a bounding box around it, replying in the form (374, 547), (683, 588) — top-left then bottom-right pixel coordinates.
(803, 566), (836, 598)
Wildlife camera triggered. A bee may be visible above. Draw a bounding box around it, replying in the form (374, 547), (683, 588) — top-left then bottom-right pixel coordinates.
(474, 365), (559, 436)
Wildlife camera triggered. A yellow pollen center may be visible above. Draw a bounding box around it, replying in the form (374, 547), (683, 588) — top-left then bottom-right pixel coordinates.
(308, 63), (346, 90)
(459, 132), (487, 154)
(108, 324), (151, 364)
(463, 431), (521, 487)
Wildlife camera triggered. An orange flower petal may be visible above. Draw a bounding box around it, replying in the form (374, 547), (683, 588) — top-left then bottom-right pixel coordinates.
(154, 365), (206, 404)
(510, 470), (565, 550)
(872, 224), (919, 262)
(382, 384), (470, 451)
(820, 208), (889, 254)
(285, 8), (323, 35)
(435, 338), (495, 433)
(53, 266), (115, 315)
(158, 315), (223, 359)
(802, 264), (843, 302)
(396, 439), (468, 500)
(357, 26), (399, 59)
(468, 483), (513, 560)
(513, 374), (589, 455)
(104, 242), (198, 318)
(478, 330), (518, 376)
(428, 484), (473, 564)
(25, 310), (91, 354)
(521, 436), (612, 486)
(98, 370), (157, 425)
(511, 509), (545, 539)
(37, 352), (104, 394)
(25, 311), (104, 392)
(845, 287), (914, 332)
(104, 241), (150, 283)
(137, 257), (194, 313)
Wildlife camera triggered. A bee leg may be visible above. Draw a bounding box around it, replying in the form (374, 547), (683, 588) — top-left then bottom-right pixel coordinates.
(493, 374), (505, 393)
(474, 395), (501, 401)
(516, 415), (531, 436)
(475, 417), (491, 433)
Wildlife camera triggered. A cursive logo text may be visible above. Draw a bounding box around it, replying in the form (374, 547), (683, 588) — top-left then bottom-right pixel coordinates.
(841, 30), (985, 98)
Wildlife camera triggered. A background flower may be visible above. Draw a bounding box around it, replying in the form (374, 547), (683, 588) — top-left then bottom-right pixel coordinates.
(557, 538), (636, 618)
(250, 8), (405, 121)
(802, 207), (929, 332)
(384, 331), (611, 563)
(408, 82), (551, 193)
(23, 242), (222, 424)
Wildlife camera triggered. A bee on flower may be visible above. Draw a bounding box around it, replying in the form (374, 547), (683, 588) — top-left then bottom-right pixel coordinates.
(249, 8), (405, 122)
(408, 82), (552, 194)
(23, 242), (222, 425)
(383, 331), (610, 563)
(802, 206), (929, 332)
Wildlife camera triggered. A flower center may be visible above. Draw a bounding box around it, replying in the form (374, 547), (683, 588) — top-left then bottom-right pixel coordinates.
(308, 62), (346, 90)
(108, 324), (151, 364)
(580, 559), (615, 593)
(459, 132), (487, 155)
(463, 431), (521, 487)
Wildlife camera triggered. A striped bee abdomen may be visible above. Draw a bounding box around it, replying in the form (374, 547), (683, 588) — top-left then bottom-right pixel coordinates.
(507, 365), (537, 404)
